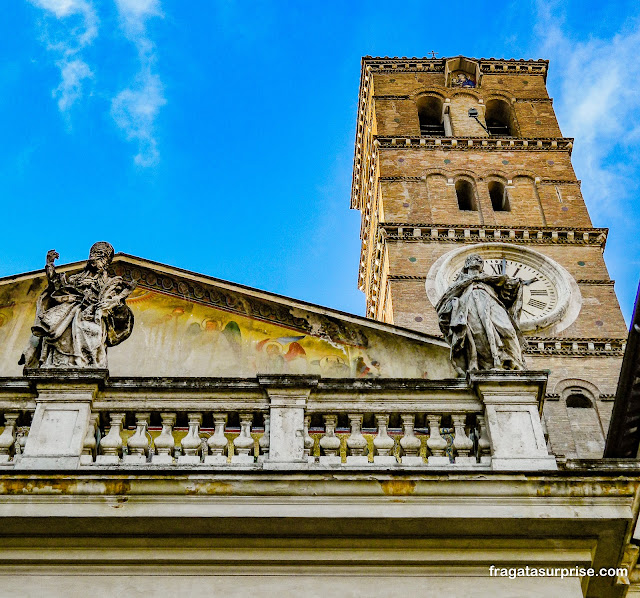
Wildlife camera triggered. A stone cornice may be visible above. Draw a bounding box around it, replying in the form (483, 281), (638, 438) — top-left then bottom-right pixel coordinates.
(576, 279), (616, 285)
(373, 95), (553, 104)
(361, 56), (549, 79)
(527, 337), (625, 356)
(539, 179), (581, 186)
(388, 275), (427, 280)
(380, 223), (607, 247)
(373, 95), (410, 100)
(378, 176), (581, 186)
(375, 136), (573, 152)
(514, 97), (554, 103)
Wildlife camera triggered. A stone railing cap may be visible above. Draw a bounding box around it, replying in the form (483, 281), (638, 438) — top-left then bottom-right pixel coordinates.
(257, 375), (320, 388)
(469, 370), (549, 403)
(23, 368), (109, 386)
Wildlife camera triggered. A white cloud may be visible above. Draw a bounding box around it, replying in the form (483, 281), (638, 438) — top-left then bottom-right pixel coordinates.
(534, 3), (640, 222)
(111, 71), (165, 166)
(114, 0), (161, 36)
(112, 0), (165, 166)
(53, 58), (92, 111)
(29, 0), (97, 111)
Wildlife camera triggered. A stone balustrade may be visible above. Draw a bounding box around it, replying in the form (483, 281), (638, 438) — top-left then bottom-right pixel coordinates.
(0, 371), (557, 471)
(84, 409), (267, 466)
(305, 410), (488, 467)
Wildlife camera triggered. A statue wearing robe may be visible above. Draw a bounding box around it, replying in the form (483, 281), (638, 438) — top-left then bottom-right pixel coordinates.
(436, 254), (526, 375)
(19, 242), (136, 369)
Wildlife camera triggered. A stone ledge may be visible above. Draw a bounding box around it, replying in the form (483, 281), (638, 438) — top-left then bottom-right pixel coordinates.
(23, 368), (108, 386)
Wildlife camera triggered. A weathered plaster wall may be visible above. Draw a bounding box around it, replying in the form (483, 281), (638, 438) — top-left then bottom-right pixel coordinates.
(0, 270), (455, 380)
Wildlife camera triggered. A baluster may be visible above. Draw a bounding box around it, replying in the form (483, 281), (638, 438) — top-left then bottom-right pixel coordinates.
(232, 412), (255, 464)
(125, 412), (150, 464)
(0, 413), (19, 463)
(80, 413), (99, 465)
(452, 414), (475, 466)
(14, 427), (28, 458)
(303, 415), (315, 463)
(477, 414), (491, 465)
(258, 413), (270, 463)
(426, 414), (449, 466)
(178, 413), (203, 465)
(400, 413), (423, 465)
(97, 412), (125, 464)
(319, 415), (341, 465)
(346, 413), (369, 465)
(205, 412), (228, 465)
(373, 414), (396, 464)
(153, 413), (176, 464)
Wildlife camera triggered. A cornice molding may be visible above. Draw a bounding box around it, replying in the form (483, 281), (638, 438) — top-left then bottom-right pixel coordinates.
(576, 279), (615, 286)
(361, 57), (548, 78)
(426, 334), (625, 356)
(378, 176), (581, 186)
(388, 275), (427, 280)
(375, 136), (573, 152)
(373, 95), (410, 100)
(526, 337), (625, 357)
(514, 97), (553, 103)
(379, 223), (607, 247)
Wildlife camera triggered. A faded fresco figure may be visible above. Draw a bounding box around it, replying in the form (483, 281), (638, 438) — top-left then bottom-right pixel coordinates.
(436, 254), (526, 375)
(19, 242), (136, 369)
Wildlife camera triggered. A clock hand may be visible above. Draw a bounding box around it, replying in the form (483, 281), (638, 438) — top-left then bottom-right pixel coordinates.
(521, 276), (538, 286)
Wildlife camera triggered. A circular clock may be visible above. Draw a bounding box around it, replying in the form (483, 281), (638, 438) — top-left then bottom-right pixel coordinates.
(425, 243), (582, 333)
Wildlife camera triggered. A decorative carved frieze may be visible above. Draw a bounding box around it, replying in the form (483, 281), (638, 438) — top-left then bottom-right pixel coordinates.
(110, 262), (370, 349)
(376, 136), (573, 151)
(527, 337), (625, 356)
(360, 57), (548, 78)
(576, 279), (616, 285)
(380, 224), (607, 246)
(514, 98), (554, 103)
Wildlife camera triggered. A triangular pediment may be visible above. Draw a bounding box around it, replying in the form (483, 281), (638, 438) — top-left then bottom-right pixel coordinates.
(0, 254), (455, 379)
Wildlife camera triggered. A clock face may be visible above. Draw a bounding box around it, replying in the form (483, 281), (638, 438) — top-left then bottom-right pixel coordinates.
(478, 258), (558, 325)
(426, 243), (582, 333)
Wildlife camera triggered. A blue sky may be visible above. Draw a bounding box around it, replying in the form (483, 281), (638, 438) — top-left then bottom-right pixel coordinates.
(1, 0), (640, 324)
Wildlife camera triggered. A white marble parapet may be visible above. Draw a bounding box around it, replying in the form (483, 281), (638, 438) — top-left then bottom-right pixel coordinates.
(0, 372), (557, 471)
(469, 370), (557, 471)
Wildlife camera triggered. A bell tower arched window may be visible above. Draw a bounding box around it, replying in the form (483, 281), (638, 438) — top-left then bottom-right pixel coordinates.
(455, 179), (477, 211)
(485, 99), (514, 136)
(488, 181), (510, 212)
(417, 96), (445, 136)
(566, 393), (593, 409)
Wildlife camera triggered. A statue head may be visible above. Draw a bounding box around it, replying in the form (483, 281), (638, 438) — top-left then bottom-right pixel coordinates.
(87, 241), (115, 272)
(463, 254), (484, 273)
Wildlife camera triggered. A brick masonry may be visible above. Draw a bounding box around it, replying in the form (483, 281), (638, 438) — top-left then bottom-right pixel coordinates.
(352, 57), (627, 458)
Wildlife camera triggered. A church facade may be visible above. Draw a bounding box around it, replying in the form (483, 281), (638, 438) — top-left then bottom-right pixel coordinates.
(0, 56), (639, 598)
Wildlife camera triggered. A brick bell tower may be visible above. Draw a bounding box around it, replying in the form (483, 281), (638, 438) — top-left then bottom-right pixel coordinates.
(350, 55), (628, 459)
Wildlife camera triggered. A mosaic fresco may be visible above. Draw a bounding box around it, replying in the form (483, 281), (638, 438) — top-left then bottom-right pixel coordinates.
(450, 70), (476, 88)
(0, 261), (455, 379)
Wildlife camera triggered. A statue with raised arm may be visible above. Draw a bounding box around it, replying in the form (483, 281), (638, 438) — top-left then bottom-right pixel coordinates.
(436, 254), (526, 375)
(19, 242), (136, 369)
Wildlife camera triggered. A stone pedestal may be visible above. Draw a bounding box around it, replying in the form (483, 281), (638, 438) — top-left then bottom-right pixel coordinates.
(18, 369), (106, 470)
(470, 371), (557, 471)
(259, 376), (317, 464)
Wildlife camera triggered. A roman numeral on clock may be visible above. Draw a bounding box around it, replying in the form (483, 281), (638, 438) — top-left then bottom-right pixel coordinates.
(528, 299), (547, 310)
(530, 289), (548, 296)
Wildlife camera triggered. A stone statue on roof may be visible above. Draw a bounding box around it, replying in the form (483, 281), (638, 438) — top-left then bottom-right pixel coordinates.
(436, 254), (526, 375)
(19, 242), (136, 369)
